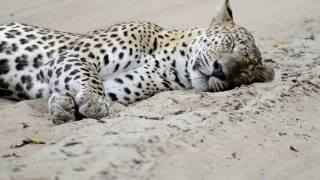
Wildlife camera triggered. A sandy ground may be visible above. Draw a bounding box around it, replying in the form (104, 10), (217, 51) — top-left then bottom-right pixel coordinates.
(1, 0), (320, 180)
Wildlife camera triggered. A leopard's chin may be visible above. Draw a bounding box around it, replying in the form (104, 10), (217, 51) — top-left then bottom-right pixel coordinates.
(190, 70), (230, 92)
(193, 68), (230, 92)
(207, 76), (229, 92)
(191, 76), (229, 92)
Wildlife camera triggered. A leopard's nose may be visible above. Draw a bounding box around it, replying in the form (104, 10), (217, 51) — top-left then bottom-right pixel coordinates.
(212, 60), (226, 80)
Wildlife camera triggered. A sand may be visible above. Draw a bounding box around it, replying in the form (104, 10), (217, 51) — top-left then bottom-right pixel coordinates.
(1, 0), (320, 179)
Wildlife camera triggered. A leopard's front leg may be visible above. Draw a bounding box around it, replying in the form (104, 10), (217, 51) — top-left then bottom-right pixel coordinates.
(42, 54), (110, 124)
(102, 60), (188, 104)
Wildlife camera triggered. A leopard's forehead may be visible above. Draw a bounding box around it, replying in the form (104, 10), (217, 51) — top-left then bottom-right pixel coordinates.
(196, 23), (262, 66)
(205, 23), (256, 48)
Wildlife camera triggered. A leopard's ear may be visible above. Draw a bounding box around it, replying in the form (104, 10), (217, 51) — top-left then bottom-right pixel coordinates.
(210, 0), (234, 27)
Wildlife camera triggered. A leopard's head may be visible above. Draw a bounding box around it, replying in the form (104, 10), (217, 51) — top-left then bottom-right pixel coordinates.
(188, 0), (274, 92)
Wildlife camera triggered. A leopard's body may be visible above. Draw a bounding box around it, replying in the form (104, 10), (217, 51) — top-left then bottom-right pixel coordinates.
(0, 0), (274, 124)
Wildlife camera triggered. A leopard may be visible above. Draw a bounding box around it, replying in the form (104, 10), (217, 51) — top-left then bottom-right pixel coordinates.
(0, 0), (274, 124)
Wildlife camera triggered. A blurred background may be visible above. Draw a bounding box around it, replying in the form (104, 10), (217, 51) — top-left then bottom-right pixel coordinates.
(0, 0), (319, 38)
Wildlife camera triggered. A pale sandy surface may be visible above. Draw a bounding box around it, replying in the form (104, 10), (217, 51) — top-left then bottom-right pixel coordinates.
(1, 0), (320, 180)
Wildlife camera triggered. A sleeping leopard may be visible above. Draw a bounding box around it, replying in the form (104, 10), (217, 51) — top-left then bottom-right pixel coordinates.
(0, 0), (274, 124)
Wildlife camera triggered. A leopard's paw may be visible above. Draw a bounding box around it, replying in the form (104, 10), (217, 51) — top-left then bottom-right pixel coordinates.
(75, 91), (110, 119)
(48, 94), (77, 125)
